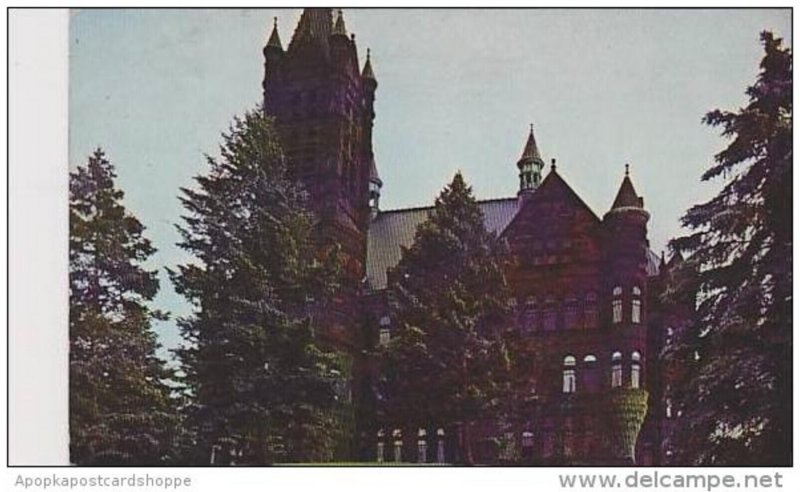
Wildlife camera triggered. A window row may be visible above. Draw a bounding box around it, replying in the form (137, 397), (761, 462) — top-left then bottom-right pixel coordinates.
(375, 428), (446, 464)
(562, 351), (642, 393)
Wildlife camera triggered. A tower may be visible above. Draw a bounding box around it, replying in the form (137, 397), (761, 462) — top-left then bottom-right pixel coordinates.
(602, 165), (651, 464)
(263, 8), (378, 304)
(517, 125), (545, 195)
(262, 9), (379, 345)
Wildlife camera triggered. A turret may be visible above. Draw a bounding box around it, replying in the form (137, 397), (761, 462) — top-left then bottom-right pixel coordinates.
(368, 157), (382, 219)
(517, 125), (545, 196)
(262, 17), (285, 112)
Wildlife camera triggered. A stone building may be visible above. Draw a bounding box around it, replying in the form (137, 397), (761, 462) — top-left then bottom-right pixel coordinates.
(261, 8), (690, 465)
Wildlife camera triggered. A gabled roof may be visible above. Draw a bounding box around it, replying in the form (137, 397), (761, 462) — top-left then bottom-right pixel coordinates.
(503, 168), (601, 238)
(365, 198), (519, 290)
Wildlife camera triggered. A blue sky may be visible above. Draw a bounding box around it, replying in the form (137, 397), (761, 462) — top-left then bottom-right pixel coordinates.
(69, 8), (791, 359)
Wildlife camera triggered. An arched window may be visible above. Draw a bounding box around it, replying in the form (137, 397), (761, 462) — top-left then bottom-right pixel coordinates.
(583, 354), (597, 363)
(417, 429), (427, 463)
(436, 428), (446, 464)
(563, 355), (577, 393)
(584, 292), (598, 328)
(376, 429), (385, 463)
(612, 286), (623, 324)
(522, 296), (538, 333)
(631, 351), (642, 389)
(392, 429), (403, 463)
(611, 351), (623, 388)
(543, 297), (558, 331)
(379, 316), (391, 346)
(632, 286), (642, 324)
(564, 297), (579, 330)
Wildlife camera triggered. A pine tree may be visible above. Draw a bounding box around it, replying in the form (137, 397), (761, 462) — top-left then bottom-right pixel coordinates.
(171, 110), (344, 464)
(379, 172), (511, 464)
(69, 149), (178, 465)
(666, 31), (792, 465)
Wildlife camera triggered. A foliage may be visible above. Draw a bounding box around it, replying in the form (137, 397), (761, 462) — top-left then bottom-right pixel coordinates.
(666, 31), (792, 466)
(605, 388), (648, 462)
(170, 110), (346, 464)
(378, 172), (512, 464)
(69, 149), (178, 465)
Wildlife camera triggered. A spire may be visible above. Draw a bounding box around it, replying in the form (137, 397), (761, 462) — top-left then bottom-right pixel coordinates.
(362, 48), (376, 81)
(520, 124), (543, 162)
(266, 16), (283, 51)
(332, 9), (348, 37)
(289, 8), (333, 52)
(517, 125), (545, 194)
(611, 165), (644, 209)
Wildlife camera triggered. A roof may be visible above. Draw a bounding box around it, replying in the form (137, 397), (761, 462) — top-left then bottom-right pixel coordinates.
(519, 126), (543, 163)
(365, 198), (520, 290)
(288, 8), (333, 53)
(610, 174), (644, 210)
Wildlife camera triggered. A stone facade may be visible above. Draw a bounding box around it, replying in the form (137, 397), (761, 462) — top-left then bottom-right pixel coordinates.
(261, 8), (690, 465)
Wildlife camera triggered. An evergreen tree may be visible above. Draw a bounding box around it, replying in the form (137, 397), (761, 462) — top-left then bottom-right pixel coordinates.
(666, 31), (792, 465)
(379, 172), (511, 464)
(69, 149), (177, 465)
(171, 110), (343, 464)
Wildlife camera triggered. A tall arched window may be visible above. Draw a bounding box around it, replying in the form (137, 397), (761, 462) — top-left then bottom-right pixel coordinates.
(392, 429), (403, 463)
(563, 355), (577, 393)
(631, 351), (642, 389)
(564, 297), (579, 330)
(522, 296), (538, 334)
(543, 297), (557, 331)
(379, 316), (391, 346)
(376, 429), (385, 463)
(585, 292), (598, 328)
(612, 286), (623, 324)
(611, 351), (623, 388)
(417, 428), (427, 463)
(632, 286), (642, 324)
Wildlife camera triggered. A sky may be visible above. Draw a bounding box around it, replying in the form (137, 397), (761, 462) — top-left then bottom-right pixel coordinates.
(69, 8), (791, 360)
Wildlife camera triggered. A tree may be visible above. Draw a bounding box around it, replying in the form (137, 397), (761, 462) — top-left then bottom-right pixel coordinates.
(666, 31), (791, 466)
(69, 149), (178, 465)
(170, 110), (344, 464)
(379, 172), (511, 464)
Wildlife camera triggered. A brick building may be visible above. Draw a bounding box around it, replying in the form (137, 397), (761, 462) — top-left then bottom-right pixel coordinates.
(261, 8), (691, 465)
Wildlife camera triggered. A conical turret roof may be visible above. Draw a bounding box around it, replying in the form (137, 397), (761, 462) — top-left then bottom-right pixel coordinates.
(266, 17), (283, 50)
(610, 165), (644, 209)
(519, 125), (543, 163)
(362, 48), (376, 80)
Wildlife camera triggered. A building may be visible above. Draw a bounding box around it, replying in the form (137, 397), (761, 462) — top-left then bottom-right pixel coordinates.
(261, 8), (691, 465)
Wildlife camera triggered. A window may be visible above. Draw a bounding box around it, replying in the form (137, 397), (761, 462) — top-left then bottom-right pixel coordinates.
(631, 364), (641, 389)
(543, 297), (557, 331)
(584, 292), (598, 328)
(631, 352), (641, 389)
(612, 286), (623, 324)
(665, 398), (673, 419)
(393, 429), (402, 463)
(436, 428), (446, 463)
(611, 351), (623, 388)
(376, 429), (385, 463)
(632, 286), (642, 324)
(563, 355), (577, 393)
(522, 296), (538, 333)
(378, 316), (391, 346)
(564, 298), (578, 330)
(583, 354), (597, 363)
(417, 429), (427, 463)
